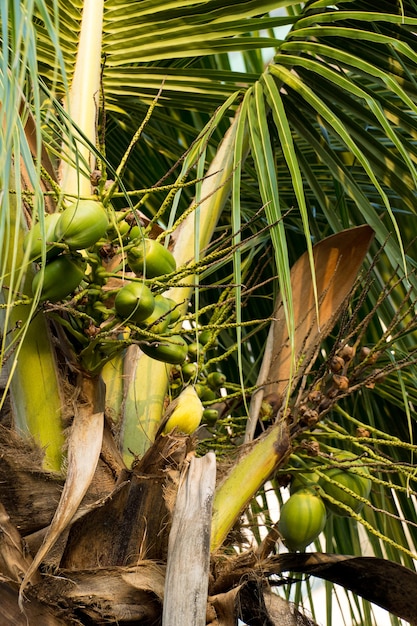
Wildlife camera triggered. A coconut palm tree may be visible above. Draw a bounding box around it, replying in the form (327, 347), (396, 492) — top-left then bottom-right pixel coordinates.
(2, 1), (417, 624)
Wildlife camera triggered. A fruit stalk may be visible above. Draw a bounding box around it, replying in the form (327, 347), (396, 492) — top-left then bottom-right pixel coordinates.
(120, 107), (247, 463)
(211, 419), (291, 551)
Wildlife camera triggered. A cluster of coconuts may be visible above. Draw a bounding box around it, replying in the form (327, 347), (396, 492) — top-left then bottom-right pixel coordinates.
(24, 199), (188, 367)
(278, 451), (372, 552)
(27, 200), (106, 303)
(170, 329), (227, 426)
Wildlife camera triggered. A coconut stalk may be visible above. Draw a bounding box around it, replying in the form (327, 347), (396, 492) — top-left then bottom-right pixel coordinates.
(120, 109), (247, 464)
(211, 225), (374, 551)
(211, 419), (292, 553)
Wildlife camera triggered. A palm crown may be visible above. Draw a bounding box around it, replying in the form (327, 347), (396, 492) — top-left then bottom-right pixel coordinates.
(1, 1), (417, 624)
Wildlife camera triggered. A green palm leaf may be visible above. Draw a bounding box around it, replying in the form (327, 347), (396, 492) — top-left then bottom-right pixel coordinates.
(34, 0), (294, 109)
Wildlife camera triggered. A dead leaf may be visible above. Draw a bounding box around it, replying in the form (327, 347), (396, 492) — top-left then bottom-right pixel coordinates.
(247, 225), (374, 441)
(32, 562), (165, 623)
(0, 426), (63, 536)
(210, 579), (318, 626)
(0, 503), (40, 585)
(0, 582), (69, 626)
(268, 552), (417, 625)
(264, 591), (318, 626)
(163, 453), (216, 626)
(19, 376), (105, 603)
(61, 433), (193, 569)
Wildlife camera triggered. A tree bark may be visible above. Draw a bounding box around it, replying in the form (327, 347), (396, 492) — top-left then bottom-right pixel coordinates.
(162, 452), (216, 626)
